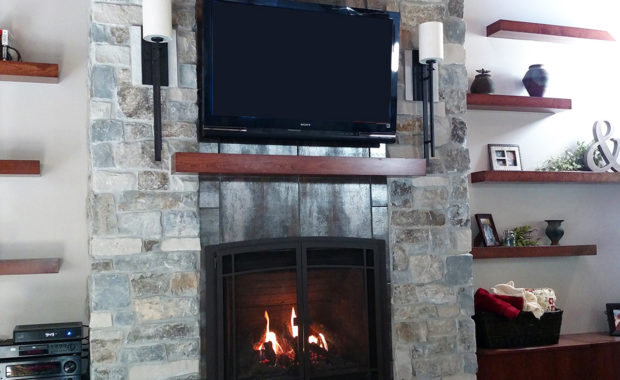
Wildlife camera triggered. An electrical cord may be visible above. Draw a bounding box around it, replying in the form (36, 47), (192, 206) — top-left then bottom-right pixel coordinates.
(2, 45), (21, 62)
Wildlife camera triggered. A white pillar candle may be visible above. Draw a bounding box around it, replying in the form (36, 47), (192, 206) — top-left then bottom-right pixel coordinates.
(419, 21), (444, 63)
(143, 0), (172, 42)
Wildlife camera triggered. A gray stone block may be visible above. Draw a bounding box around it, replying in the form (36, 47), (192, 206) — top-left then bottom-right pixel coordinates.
(179, 64), (197, 88)
(438, 144), (470, 172)
(199, 208), (220, 246)
(392, 210), (446, 226)
(166, 340), (200, 360)
(114, 310), (136, 326)
(448, 0), (464, 18)
(410, 255), (444, 284)
(92, 65), (115, 99)
(176, 30), (197, 64)
(92, 144), (115, 168)
(372, 206), (388, 240)
(444, 17), (466, 45)
(300, 179), (371, 238)
(220, 178), (299, 242)
(396, 322), (427, 343)
(458, 286), (475, 316)
(113, 252), (197, 272)
(444, 253), (471, 286)
(114, 141), (162, 170)
(90, 194), (119, 235)
(199, 180), (219, 208)
(392, 283), (419, 305)
(167, 101), (199, 122)
(389, 178), (413, 207)
(173, 8), (198, 31)
(163, 122), (197, 139)
(118, 211), (162, 238)
(120, 344), (166, 363)
(451, 117), (467, 144)
(91, 273), (131, 310)
(371, 183), (388, 207)
(91, 120), (124, 142)
(126, 322), (199, 343)
(124, 122), (153, 141)
(131, 273), (171, 297)
(163, 211), (200, 237)
(448, 203), (469, 227)
(442, 88), (467, 115)
(92, 260), (114, 272)
(439, 64), (468, 91)
(426, 335), (457, 356)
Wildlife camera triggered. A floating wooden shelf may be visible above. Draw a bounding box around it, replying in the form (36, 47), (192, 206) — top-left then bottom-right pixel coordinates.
(0, 258), (61, 275)
(0, 160), (41, 176)
(0, 61), (59, 83)
(470, 170), (620, 184)
(472, 245), (597, 259)
(172, 152), (427, 177)
(467, 94), (572, 113)
(487, 20), (615, 42)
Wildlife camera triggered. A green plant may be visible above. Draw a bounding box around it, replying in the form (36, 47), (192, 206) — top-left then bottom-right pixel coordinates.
(538, 141), (603, 171)
(513, 225), (539, 247)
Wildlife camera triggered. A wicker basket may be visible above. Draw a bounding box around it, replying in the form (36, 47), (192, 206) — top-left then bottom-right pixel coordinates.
(473, 309), (563, 349)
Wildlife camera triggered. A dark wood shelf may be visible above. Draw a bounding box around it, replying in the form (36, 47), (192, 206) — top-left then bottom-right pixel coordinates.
(470, 170), (620, 184)
(172, 152), (427, 177)
(467, 93), (572, 113)
(0, 61), (59, 83)
(0, 160), (41, 176)
(0, 258), (61, 275)
(472, 245), (597, 259)
(487, 20), (615, 42)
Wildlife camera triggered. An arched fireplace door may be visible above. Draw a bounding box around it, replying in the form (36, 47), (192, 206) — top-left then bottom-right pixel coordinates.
(202, 237), (392, 379)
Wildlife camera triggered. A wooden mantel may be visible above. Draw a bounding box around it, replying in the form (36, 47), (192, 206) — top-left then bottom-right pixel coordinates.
(172, 152), (427, 177)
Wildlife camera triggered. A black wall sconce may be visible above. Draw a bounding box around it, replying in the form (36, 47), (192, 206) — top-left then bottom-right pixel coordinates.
(142, 0), (172, 162)
(413, 21), (444, 166)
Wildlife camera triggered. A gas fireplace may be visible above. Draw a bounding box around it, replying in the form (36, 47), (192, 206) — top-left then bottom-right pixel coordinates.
(203, 237), (392, 379)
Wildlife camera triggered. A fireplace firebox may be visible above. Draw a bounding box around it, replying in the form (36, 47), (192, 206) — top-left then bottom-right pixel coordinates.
(203, 237), (392, 379)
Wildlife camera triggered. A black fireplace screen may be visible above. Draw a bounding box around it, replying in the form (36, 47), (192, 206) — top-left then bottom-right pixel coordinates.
(203, 237), (391, 379)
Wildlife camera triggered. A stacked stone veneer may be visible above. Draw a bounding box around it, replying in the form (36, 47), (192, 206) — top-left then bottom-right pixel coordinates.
(88, 0), (201, 379)
(87, 0), (473, 379)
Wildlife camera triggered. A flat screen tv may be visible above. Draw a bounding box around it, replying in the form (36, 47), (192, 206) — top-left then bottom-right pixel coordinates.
(200, 0), (400, 146)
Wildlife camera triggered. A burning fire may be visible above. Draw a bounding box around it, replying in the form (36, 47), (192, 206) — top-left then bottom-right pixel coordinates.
(254, 307), (328, 359)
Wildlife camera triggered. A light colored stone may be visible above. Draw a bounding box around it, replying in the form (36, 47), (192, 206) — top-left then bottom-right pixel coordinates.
(128, 359), (199, 380)
(118, 212), (162, 239)
(90, 312), (113, 328)
(170, 272), (199, 295)
(92, 3), (141, 25)
(90, 101), (112, 120)
(410, 255), (444, 284)
(160, 238), (200, 251)
(411, 176), (450, 187)
(163, 211), (199, 237)
(91, 238), (142, 257)
(93, 171), (137, 193)
(427, 318), (457, 336)
(394, 345), (413, 380)
(95, 45), (130, 65)
(444, 43), (466, 65)
(417, 284), (457, 304)
(169, 175), (199, 192)
(455, 228), (472, 252)
(91, 193), (119, 235)
(133, 296), (198, 321)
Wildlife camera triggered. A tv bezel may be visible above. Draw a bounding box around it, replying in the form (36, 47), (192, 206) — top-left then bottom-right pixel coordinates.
(199, 0), (400, 146)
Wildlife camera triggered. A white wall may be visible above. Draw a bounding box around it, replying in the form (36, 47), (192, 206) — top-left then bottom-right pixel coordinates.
(0, 0), (89, 337)
(466, 0), (620, 333)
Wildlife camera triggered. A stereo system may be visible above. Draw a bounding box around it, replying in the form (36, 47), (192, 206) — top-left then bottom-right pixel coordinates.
(0, 322), (85, 380)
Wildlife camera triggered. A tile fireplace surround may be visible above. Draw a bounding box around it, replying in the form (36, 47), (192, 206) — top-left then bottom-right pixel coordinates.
(86, 0), (473, 379)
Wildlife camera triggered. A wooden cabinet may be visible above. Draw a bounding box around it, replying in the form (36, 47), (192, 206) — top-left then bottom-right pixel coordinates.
(477, 333), (620, 380)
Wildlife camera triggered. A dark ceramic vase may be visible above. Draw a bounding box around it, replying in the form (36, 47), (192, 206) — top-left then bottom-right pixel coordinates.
(471, 69), (495, 94)
(545, 220), (564, 245)
(522, 64), (549, 97)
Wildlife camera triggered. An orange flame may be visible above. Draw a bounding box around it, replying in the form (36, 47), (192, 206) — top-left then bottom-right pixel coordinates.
(253, 310), (284, 355)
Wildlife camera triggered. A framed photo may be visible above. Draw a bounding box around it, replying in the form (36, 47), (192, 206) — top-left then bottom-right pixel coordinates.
(488, 144), (522, 171)
(606, 303), (620, 336)
(475, 214), (501, 247)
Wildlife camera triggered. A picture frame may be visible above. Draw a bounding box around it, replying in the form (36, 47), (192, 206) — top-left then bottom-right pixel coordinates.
(605, 303), (620, 336)
(488, 144), (522, 171)
(475, 214), (501, 247)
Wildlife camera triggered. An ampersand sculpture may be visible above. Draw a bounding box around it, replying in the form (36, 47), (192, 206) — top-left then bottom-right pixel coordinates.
(585, 120), (620, 172)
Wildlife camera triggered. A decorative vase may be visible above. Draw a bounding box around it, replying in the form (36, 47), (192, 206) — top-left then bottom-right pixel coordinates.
(545, 220), (564, 245)
(522, 64), (549, 97)
(470, 68), (495, 94)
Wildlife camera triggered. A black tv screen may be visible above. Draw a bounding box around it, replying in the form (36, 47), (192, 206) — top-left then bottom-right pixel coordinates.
(200, 0), (400, 145)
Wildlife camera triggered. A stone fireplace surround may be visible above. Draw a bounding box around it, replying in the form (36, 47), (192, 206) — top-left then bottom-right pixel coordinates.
(86, 0), (473, 379)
